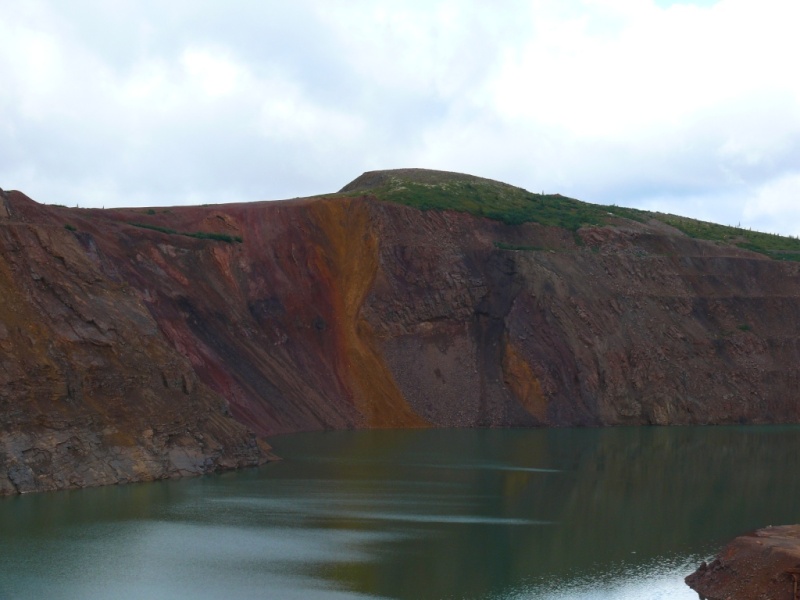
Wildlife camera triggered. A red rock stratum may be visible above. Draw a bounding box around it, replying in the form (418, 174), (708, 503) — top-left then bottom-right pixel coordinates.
(2, 170), (800, 494)
(686, 526), (800, 599)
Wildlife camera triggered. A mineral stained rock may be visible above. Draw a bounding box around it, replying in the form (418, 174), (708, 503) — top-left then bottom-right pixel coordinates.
(686, 526), (800, 600)
(4, 169), (800, 494)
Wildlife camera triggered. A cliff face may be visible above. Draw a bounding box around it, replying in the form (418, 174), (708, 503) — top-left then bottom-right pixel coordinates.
(2, 173), (800, 494)
(0, 192), (270, 495)
(361, 202), (800, 428)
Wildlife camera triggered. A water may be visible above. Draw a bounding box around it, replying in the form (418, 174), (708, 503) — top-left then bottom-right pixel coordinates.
(2, 426), (800, 599)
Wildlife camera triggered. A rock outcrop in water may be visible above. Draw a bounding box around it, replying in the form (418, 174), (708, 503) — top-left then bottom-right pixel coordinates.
(686, 526), (800, 599)
(3, 169), (800, 494)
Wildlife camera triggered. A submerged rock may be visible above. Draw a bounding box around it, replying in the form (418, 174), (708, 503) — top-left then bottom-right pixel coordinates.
(686, 526), (800, 600)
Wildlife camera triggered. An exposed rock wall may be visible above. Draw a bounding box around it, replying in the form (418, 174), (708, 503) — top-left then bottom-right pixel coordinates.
(2, 186), (800, 494)
(0, 193), (270, 495)
(363, 202), (800, 427)
(686, 526), (800, 599)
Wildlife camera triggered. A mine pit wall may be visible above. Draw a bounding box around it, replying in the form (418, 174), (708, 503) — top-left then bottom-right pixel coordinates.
(3, 189), (800, 495)
(0, 194), (269, 495)
(112, 196), (426, 436)
(361, 201), (800, 428)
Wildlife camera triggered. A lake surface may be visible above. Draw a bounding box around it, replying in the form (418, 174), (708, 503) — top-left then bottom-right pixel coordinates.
(2, 426), (800, 599)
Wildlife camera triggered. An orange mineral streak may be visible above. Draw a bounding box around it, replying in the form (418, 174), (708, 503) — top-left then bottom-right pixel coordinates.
(502, 340), (549, 424)
(307, 198), (428, 428)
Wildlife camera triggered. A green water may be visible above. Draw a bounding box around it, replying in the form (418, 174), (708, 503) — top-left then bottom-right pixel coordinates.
(2, 426), (799, 599)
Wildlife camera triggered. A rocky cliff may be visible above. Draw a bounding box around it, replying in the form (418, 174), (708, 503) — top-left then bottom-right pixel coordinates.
(2, 170), (800, 494)
(686, 526), (800, 599)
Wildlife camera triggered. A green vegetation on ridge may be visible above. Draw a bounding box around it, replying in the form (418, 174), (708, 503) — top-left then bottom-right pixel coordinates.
(652, 213), (800, 261)
(344, 169), (800, 261)
(131, 222), (243, 244)
(368, 175), (646, 230)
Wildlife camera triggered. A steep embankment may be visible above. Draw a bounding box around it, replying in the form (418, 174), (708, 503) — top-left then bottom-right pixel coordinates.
(2, 169), (800, 494)
(0, 190), (270, 495)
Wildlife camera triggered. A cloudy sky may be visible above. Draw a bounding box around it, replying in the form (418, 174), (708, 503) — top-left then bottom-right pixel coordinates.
(2, 0), (799, 234)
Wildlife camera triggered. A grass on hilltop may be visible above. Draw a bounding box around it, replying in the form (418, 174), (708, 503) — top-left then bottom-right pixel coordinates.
(367, 176), (646, 230)
(347, 169), (800, 261)
(131, 222), (242, 243)
(653, 214), (800, 261)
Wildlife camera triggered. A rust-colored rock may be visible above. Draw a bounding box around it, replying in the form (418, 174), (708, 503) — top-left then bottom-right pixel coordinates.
(4, 171), (800, 495)
(686, 526), (800, 600)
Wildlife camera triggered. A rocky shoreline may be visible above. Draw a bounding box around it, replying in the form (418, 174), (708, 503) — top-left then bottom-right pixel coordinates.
(686, 526), (800, 600)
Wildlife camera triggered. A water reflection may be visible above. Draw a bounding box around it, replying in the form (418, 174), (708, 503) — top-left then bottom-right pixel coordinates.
(2, 426), (799, 599)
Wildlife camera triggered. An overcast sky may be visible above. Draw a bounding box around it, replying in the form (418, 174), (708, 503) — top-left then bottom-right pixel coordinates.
(2, 0), (799, 235)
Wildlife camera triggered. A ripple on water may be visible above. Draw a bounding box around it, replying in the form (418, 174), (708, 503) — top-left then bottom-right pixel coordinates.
(504, 556), (705, 600)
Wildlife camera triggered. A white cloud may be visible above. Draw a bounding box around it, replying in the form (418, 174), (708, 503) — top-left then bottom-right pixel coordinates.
(180, 48), (245, 99)
(490, 0), (800, 138)
(0, 0), (798, 236)
(743, 173), (800, 235)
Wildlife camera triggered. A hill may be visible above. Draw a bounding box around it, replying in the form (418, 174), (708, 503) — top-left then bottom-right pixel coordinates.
(3, 171), (800, 495)
(340, 168), (800, 259)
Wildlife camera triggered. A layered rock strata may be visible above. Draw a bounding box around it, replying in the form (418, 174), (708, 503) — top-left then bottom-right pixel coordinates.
(3, 174), (800, 494)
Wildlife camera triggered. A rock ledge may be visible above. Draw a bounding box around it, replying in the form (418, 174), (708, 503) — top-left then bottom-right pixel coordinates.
(686, 525), (800, 600)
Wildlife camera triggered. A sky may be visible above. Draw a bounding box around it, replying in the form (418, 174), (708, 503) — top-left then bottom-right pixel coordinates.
(2, 0), (799, 235)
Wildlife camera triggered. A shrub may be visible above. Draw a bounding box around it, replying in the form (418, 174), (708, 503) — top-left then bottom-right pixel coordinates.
(363, 171), (800, 262)
(369, 175), (647, 231)
(130, 222), (242, 243)
(131, 223), (177, 235)
(185, 231), (243, 243)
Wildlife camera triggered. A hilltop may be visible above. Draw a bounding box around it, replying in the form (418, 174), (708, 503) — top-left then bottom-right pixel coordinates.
(339, 169), (800, 260)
